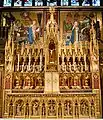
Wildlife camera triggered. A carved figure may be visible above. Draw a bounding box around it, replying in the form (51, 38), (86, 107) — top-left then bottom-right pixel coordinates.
(46, 8), (58, 37)
(48, 100), (56, 116)
(16, 104), (21, 116)
(75, 101), (79, 117)
(91, 100), (95, 117)
(67, 101), (72, 115)
(9, 102), (13, 116)
(42, 102), (46, 116)
(72, 75), (81, 89)
(58, 102), (62, 117)
(49, 40), (56, 64)
(32, 101), (39, 116)
(25, 103), (29, 116)
(80, 100), (89, 116)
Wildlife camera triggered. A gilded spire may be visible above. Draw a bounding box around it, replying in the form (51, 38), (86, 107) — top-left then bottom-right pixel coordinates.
(46, 7), (58, 38)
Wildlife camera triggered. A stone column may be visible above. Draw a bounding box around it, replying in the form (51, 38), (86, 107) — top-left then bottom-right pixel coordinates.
(0, 64), (4, 118)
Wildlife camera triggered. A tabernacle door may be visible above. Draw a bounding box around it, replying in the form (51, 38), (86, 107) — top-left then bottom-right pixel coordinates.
(44, 72), (59, 93)
(52, 72), (59, 93)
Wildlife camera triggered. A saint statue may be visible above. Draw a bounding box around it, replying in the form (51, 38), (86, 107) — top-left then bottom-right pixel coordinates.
(9, 102), (13, 116)
(49, 40), (56, 64)
(67, 101), (72, 115)
(42, 103), (46, 116)
(16, 104), (21, 116)
(58, 103), (62, 117)
(91, 101), (95, 117)
(25, 103), (29, 116)
(32, 102), (38, 116)
(75, 101), (79, 117)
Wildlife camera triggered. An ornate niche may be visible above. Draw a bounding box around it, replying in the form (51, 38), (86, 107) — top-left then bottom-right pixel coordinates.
(90, 99), (95, 117)
(47, 99), (57, 117)
(9, 100), (13, 117)
(41, 100), (46, 117)
(58, 101), (62, 118)
(15, 99), (24, 117)
(80, 99), (89, 117)
(25, 100), (29, 117)
(31, 100), (40, 117)
(64, 100), (73, 117)
(46, 7), (58, 71)
(74, 100), (79, 118)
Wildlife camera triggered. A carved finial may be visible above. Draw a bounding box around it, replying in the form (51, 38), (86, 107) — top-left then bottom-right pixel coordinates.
(46, 7), (57, 38)
(49, 7), (55, 22)
(49, 7), (55, 15)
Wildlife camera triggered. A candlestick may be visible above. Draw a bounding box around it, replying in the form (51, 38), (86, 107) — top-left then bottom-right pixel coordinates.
(28, 54), (31, 71)
(69, 62), (71, 72)
(73, 51), (75, 63)
(27, 45), (29, 55)
(75, 42), (77, 54)
(33, 62), (35, 72)
(79, 51), (81, 62)
(40, 52), (42, 71)
(84, 54), (87, 71)
(3, 17), (6, 27)
(17, 54), (19, 71)
(62, 50), (65, 71)
(70, 43), (72, 55)
(21, 62), (24, 72)
(74, 62), (76, 71)
(32, 48), (34, 55)
(21, 43), (24, 55)
(80, 42), (83, 55)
